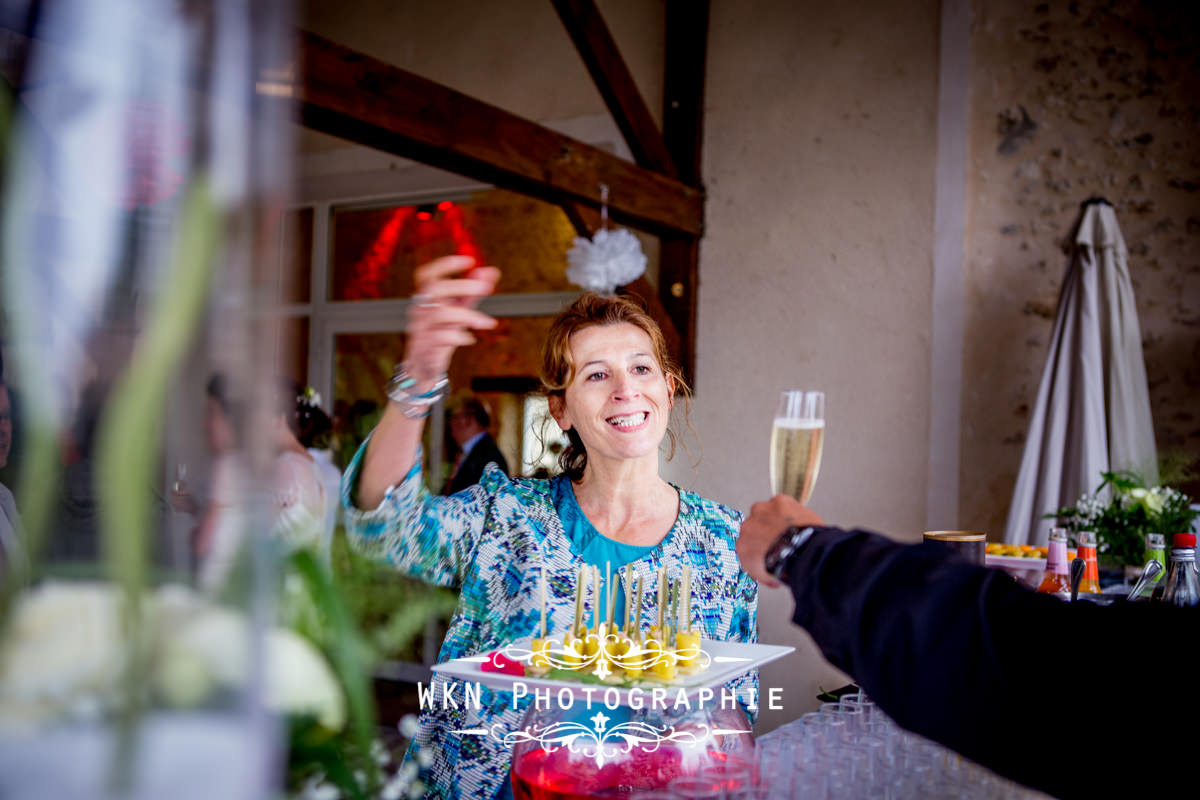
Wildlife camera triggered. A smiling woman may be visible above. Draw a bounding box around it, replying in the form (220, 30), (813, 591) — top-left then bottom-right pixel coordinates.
(340, 259), (758, 800)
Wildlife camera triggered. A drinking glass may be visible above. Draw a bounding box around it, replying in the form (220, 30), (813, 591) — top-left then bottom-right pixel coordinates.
(770, 391), (825, 503)
(837, 699), (866, 737)
(666, 775), (723, 799)
(922, 530), (987, 565)
(699, 761), (753, 794)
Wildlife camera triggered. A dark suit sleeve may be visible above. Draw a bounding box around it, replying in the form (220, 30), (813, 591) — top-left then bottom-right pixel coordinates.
(472, 434), (508, 478)
(447, 435), (509, 495)
(783, 527), (1196, 800)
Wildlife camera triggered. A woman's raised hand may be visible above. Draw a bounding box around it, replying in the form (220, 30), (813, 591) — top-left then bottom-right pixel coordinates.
(404, 256), (500, 383)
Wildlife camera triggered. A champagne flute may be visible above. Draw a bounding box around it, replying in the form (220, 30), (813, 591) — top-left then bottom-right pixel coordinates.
(770, 390), (825, 503)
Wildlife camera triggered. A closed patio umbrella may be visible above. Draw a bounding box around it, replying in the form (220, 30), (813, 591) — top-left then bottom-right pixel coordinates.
(1003, 198), (1158, 546)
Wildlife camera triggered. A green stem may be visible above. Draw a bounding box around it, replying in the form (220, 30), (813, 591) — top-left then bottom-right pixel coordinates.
(95, 180), (218, 790)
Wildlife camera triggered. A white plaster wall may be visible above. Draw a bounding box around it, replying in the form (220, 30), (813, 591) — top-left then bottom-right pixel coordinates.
(684, 0), (940, 731)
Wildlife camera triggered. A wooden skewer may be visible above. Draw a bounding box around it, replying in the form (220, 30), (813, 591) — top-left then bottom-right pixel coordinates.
(606, 561), (616, 631)
(572, 566), (586, 637)
(622, 565), (632, 630)
(632, 574), (644, 639)
(657, 566), (666, 632)
(669, 576), (679, 641)
(592, 565), (601, 635)
(682, 564), (691, 633)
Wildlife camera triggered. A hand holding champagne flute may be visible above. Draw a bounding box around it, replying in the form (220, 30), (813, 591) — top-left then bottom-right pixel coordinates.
(770, 390), (825, 503)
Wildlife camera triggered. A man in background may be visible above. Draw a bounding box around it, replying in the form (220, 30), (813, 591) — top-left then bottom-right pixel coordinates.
(442, 394), (508, 494)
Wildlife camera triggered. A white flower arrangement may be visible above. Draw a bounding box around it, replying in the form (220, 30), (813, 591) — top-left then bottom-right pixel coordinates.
(1050, 471), (1198, 567)
(0, 582), (344, 733)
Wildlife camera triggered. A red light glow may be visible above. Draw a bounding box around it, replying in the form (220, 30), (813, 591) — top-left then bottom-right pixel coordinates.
(343, 206), (412, 300)
(341, 202), (483, 298)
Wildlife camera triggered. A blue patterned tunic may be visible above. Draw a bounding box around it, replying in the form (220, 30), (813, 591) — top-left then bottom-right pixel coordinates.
(342, 443), (758, 800)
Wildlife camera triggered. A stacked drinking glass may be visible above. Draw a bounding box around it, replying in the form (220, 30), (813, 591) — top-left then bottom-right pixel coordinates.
(628, 692), (1050, 799)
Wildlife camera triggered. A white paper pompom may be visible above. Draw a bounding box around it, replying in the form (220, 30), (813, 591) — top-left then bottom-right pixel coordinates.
(565, 227), (647, 294)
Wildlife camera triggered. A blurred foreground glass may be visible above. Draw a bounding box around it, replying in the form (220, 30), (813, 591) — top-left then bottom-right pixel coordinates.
(770, 391), (825, 504)
(922, 531), (986, 566)
(0, 1), (295, 798)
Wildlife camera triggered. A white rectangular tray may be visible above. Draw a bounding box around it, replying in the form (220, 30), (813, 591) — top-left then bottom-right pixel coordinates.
(986, 554), (1047, 571)
(431, 638), (793, 704)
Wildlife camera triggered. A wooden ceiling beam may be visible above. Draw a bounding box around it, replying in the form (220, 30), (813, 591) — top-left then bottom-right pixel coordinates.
(656, 0), (710, 385)
(550, 0), (678, 179)
(662, 0), (709, 188)
(296, 30), (703, 237)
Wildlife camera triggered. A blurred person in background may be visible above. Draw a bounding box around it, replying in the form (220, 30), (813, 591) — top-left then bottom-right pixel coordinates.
(270, 378), (329, 548)
(442, 392), (508, 494)
(49, 384), (106, 562)
(0, 379), (24, 573)
(0, 379), (12, 477)
(172, 373), (247, 590)
(173, 375), (329, 590)
(293, 386), (340, 554)
(736, 493), (1198, 800)
(0, 362), (20, 492)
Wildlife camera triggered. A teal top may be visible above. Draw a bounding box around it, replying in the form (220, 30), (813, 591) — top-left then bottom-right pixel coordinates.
(551, 476), (658, 629)
(492, 479), (660, 800)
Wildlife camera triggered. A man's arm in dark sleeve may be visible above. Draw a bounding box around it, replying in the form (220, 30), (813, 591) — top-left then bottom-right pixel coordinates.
(783, 527), (1196, 800)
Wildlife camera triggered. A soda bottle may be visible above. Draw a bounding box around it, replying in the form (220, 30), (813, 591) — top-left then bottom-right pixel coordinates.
(1160, 533), (1200, 608)
(1135, 533), (1167, 600)
(1037, 528), (1072, 599)
(1076, 531), (1101, 594)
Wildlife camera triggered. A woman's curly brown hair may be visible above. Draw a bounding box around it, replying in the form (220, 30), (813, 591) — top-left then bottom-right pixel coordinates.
(539, 292), (692, 481)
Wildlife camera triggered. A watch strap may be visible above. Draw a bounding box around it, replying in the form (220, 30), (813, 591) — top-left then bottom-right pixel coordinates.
(764, 525), (817, 581)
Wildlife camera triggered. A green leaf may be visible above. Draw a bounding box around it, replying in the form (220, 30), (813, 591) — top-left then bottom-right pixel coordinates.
(288, 549), (380, 794)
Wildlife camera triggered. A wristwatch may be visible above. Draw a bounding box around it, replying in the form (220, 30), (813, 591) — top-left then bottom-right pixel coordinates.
(763, 525), (817, 581)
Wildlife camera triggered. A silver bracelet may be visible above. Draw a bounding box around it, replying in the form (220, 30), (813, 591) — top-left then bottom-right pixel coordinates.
(385, 364), (449, 419)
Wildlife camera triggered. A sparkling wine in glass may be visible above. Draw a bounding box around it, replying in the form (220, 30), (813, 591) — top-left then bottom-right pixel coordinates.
(770, 391), (825, 503)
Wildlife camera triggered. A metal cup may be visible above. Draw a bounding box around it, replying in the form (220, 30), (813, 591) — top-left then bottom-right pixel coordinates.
(922, 531), (986, 565)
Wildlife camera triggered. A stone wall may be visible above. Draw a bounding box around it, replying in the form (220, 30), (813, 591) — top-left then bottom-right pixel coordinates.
(962, 0), (1200, 536)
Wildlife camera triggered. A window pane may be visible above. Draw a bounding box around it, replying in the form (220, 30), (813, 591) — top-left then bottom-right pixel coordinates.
(328, 188), (578, 301)
(332, 315), (556, 478)
(277, 316), (310, 388)
(281, 207), (313, 304)
(449, 315), (557, 479)
(333, 331), (404, 469)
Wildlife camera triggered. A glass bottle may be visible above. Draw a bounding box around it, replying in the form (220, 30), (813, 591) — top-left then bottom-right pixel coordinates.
(1037, 529), (1072, 599)
(1136, 533), (1167, 600)
(1160, 533), (1200, 608)
(1076, 531), (1101, 594)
